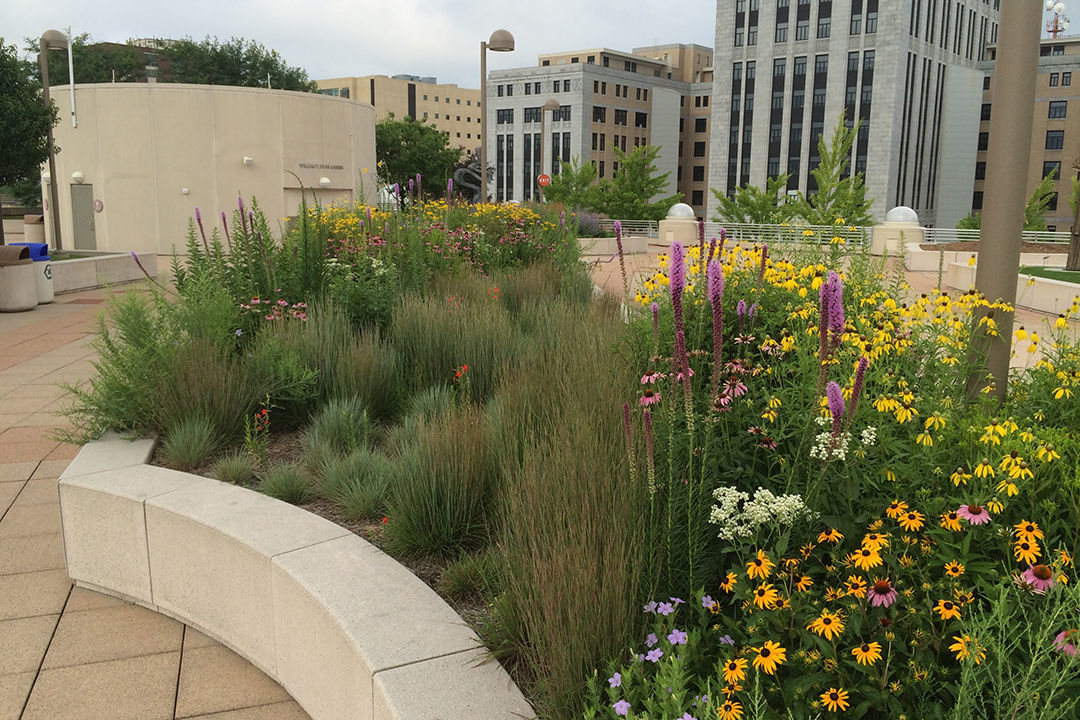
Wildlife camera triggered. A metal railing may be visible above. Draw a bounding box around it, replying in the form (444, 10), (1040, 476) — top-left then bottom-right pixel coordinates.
(597, 219), (659, 238)
(702, 222), (871, 246)
(922, 227), (1071, 245)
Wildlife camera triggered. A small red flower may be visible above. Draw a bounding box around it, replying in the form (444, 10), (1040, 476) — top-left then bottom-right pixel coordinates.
(381, 516), (389, 525)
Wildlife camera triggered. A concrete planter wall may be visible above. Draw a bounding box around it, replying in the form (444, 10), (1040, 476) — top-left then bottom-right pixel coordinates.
(904, 243), (1067, 274)
(58, 437), (534, 720)
(941, 261), (1079, 315)
(52, 251), (158, 293)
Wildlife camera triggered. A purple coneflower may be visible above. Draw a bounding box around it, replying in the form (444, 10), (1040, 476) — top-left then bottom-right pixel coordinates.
(957, 504), (992, 525)
(868, 579), (898, 608)
(1054, 629), (1079, 657)
(1022, 564), (1055, 594)
(640, 389), (662, 407)
(641, 370), (665, 384)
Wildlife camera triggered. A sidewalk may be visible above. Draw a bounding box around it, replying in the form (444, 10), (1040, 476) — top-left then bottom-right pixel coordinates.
(0, 286), (309, 720)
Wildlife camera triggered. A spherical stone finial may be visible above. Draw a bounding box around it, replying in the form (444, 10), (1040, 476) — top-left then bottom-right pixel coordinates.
(884, 206), (919, 224)
(667, 203), (696, 219)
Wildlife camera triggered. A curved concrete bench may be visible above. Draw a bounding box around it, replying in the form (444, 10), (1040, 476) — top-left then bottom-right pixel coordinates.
(58, 436), (534, 720)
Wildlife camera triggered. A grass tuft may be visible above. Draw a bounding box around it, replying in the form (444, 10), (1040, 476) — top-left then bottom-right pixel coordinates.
(258, 462), (310, 504)
(211, 452), (256, 485)
(159, 416), (220, 470)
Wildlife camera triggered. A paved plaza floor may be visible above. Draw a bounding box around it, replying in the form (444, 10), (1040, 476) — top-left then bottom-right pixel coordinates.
(0, 248), (1073, 718)
(0, 287), (310, 720)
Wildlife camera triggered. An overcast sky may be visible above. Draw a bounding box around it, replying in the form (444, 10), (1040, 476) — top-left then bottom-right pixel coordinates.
(3, 1), (1078, 88)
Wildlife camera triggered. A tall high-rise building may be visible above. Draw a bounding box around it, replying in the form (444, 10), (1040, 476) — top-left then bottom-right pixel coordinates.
(316, 75), (481, 153)
(973, 36), (1080, 231)
(708, 0), (1001, 226)
(486, 45), (714, 215)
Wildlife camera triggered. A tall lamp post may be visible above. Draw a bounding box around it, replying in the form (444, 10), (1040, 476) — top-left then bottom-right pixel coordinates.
(538, 98), (561, 203)
(479, 29), (514, 204)
(39, 29), (68, 252)
(967, 1), (1041, 402)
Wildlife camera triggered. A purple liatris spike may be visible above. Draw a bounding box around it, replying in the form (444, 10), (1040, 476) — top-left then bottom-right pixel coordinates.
(736, 298), (747, 332)
(826, 381), (845, 436)
(668, 241), (685, 297)
(416, 173), (422, 198)
(614, 221), (628, 298)
(707, 260), (725, 396)
(393, 183), (400, 205)
(708, 237), (717, 263)
(220, 211), (228, 238)
(846, 356), (869, 423)
(408, 178), (415, 199)
(826, 271), (845, 341)
(759, 244), (769, 283)
(447, 177), (453, 199)
(194, 206), (208, 253)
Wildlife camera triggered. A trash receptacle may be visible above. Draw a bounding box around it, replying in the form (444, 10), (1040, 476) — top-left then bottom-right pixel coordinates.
(10, 242), (53, 305)
(0, 245), (37, 312)
(23, 215), (45, 245)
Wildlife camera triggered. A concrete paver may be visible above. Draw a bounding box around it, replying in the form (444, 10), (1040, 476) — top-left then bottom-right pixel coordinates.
(0, 285), (311, 720)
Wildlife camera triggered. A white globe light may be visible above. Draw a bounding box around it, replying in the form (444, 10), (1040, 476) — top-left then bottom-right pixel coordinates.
(1053, 2), (1066, 14)
(1047, 0), (1056, 10)
(1064, 18), (1072, 29)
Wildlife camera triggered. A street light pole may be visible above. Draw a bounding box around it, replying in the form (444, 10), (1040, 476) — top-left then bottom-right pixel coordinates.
(538, 98), (560, 204)
(38, 29), (68, 252)
(967, 1), (1041, 402)
(479, 29), (514, 204)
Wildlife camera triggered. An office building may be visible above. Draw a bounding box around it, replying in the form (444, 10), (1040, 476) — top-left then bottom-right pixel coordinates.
(316, 75), (481, 152)
(973, 36), (1080, 231)
(486, 44), (714, 217)
(708, 0), (1001, 226)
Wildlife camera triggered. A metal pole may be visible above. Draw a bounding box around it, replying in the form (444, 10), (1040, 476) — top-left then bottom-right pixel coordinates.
(539, 109), (546, 204)
(479, 41), (488, 203)
(39, 43), (63, 252)
(66, 27), (76, 128)
(967, 0), (1041, 402)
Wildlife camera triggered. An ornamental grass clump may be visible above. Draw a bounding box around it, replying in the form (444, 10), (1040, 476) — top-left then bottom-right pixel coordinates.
(158, 416), (219, 470)
(258, 462), (310, 505)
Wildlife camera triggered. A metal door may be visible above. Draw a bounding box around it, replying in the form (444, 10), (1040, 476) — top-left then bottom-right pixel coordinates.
(71, 184), (97, 250)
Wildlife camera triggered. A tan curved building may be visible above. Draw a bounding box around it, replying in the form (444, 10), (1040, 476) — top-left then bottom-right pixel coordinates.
(44, 83), (377, 255)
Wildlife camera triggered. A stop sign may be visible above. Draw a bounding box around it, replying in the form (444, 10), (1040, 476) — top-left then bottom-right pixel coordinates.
(537, 174), (551, 187)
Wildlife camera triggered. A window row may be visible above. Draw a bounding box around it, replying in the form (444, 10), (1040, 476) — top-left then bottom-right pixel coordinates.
(422, 94), (471, 106)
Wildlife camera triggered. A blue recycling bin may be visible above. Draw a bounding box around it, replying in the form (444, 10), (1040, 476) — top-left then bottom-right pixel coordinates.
(9, 242), (53, 304)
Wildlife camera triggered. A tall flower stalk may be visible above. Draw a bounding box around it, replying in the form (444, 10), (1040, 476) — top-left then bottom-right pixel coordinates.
(708, 259), (725, 397)
(615, 220), (629, 300)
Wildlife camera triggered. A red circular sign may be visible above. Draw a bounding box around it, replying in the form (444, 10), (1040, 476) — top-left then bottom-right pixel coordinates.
(537, 174), (551, 187)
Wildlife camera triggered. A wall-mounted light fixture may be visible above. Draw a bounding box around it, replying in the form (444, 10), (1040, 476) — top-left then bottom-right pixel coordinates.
(242, 156), (254, 166)
(182, 188), (190, 195)
(319, 177), (331, 188)
(71, 171), (84, 184)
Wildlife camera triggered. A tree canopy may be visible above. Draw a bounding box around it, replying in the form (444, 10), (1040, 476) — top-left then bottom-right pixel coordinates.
(544, 145), (679, 220)
(956, 165), (1061, 232)
(0, 39), (58, 241)
(28, 33), (143, 85)
(162, 37), (317, 91)
(375, 115), (462, 198)
(787, 112), (873, 226)
(544, 155), (601, 210)
(711, 173), (793, 225)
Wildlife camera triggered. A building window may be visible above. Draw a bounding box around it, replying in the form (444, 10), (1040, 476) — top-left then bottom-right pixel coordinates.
(815, 55), (828, 74)
(978, 132), (989, 151)
(1043, 161), (1062, 178)
(980, 103), (991, 121)
(850, 14), (862, 34)
(615, 109), (628, 126)
(694, 141), (706, 157)
(972, 191), (983, 210)
(794, 56), (806, 75)
(813, 88), (826, 106)
(1046, 130), (1065, 150)
(735, 28), (744, 46)
(524, 107), (542, 123)
(496, 109), (514, 124)
(636, 87), (642, 100)
(635, 112), (648, 128)
(1050, 73), (1059, 87)
(524, 83), (532, 95)
(506, 85), (513, 96)
(776, 23), (789, 42)
(593, 80), (599, 93)
(599, 161), (605, 178)
(457, 98), (461, 104)
(593, 107), (607, 122)
(865, 11), (877, 33)
(796, 19), (809, 40)
(497, 85), (504, 97)
(748, 28), (758, 45)
(554, 105), (571, 122)
(983, 75), (991, 91)
(692, 190), (704, 205)
(695, 117), (707, 132)
(1064, 72), (1072, 86)
(564, 79), (570, 92)
(693, 165), (705, 181)
(1049, 101), (1067, 119)
(591, 133), (598, 151)
(1048, 192), (1059, 212)
(975, 161), (986, 180)
(818, 17), (831, 38)
(602, 82), (607, 94)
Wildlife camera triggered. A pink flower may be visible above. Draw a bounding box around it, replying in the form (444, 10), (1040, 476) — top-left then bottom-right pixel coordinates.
(957, 504), (991, 525)
(1054, 629), (1079, 657)
(640, 389), (662, 407)
(868, 579), (898, 608)
(641, 370), (665, 384)
(1021, 564), (1055, 594)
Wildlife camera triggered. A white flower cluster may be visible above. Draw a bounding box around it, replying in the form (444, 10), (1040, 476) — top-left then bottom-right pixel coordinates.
(708, 486), (815, 541)
(809, 431), (851, 461)
(814, 415), (830, 428)
(860, 426), (877, 446)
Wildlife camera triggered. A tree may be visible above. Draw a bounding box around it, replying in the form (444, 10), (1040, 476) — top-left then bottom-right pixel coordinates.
(0, 39), (58, 244)
(789, 111), (873, 226)
(27, 33), (144, 85)
(375, 114), (462, 198)
(955, 166), (1061, 232)
(158, 37), (317, 91)
(711, 174), (793, 224)
(543, 155), (601, 210)
(598, 145), (682, 221)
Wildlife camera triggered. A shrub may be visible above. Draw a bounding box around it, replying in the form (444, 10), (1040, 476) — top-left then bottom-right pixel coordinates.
(258, 462), (310, 504)
(437, 547), (504, 601)
(386, 407), (500, 557)
(304, 396), (372, 458)
(212, 452), (256, 485)
(158, 416), (219, 470)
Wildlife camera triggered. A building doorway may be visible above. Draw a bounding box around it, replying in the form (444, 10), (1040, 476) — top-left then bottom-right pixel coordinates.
(71, 184), (97, 250)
